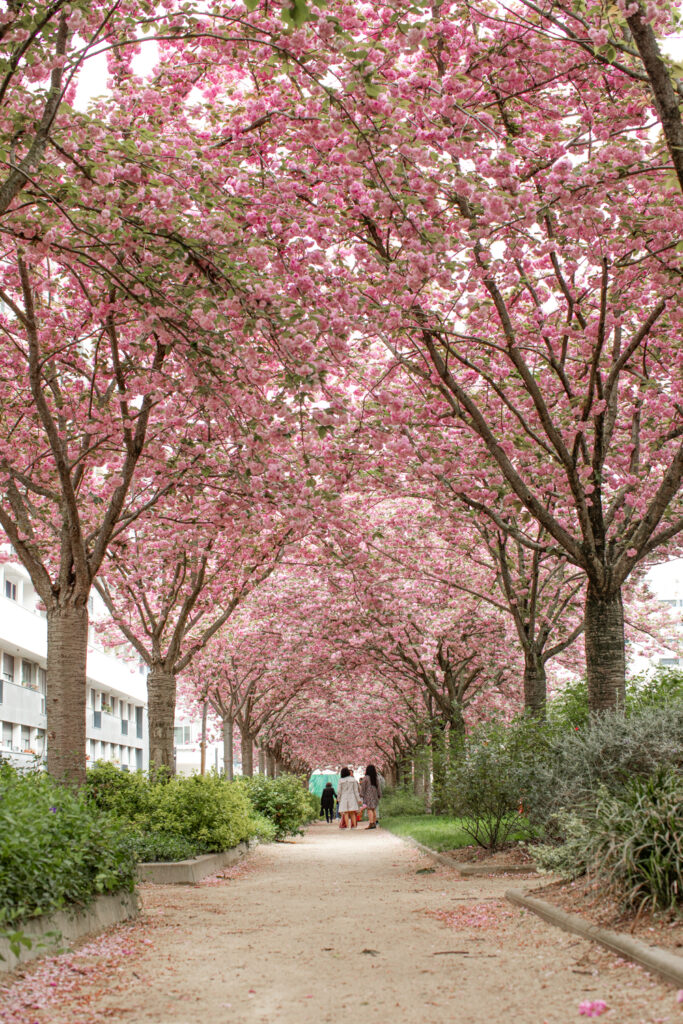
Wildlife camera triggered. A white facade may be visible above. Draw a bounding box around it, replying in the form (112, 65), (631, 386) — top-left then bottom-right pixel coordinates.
(173, 717), (242, 777)
(645, 558), (683, 671)
(0, 557), (149, 771)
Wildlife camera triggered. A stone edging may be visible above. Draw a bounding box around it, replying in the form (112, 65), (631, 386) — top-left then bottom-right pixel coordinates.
(406, 836), (538, 876)
(136, 840), (251, 884)
(506, 888), (683, 988)
(0, 890), (139, 974)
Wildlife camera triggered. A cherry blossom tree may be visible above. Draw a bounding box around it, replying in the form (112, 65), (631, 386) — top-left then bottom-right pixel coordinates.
(252, 1), (682, 711)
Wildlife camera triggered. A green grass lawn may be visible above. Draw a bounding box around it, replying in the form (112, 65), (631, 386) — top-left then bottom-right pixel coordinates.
(379, 814), (474, 851)
(380, 814), (535, 851)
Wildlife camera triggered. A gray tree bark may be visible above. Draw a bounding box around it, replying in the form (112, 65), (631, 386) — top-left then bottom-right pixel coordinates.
(584, 583), (626, 712)
(46, 603), (89, 784)
(223, 715), (234, 780)
(147, 666), (177, 774)
(523, 649), (547, 718)
(241, 733), (254, 776)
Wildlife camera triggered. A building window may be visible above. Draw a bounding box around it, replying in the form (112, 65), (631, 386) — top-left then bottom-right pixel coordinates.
(21, 660), (39, 690)
(121, 719), (128, 736)
(21, 726), (31, 751)
(4, 579), (17, 601)
(135, 706), (143, 739)
(37, 667), (46, 694)
(2, 653), (15, 683)
(93, 710), (102, 729)
(1, 722), (12, 746)
(174, 725), (191, 746)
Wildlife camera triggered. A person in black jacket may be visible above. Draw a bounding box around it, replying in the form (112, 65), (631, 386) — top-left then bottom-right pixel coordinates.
(320, 781), (337, 823)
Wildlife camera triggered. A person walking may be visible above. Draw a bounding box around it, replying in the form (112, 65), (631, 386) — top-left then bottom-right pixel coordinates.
(359, 764), (381, 829)
(337, 767), (361, 829)
(320, 781), (337, 823)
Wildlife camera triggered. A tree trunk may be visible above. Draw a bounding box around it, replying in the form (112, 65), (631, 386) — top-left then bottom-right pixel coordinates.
(223, 715), (234, 780)
(266, 752), (276, 777)
(584, 582), (626, 712)
(200, 700), (208, 776)
(46, 602), (89, 784)
(147, 666), (177, 775)
(523, 648), (547, 718)
(241, 733), (254, 776)
(257, 745), (266, 775)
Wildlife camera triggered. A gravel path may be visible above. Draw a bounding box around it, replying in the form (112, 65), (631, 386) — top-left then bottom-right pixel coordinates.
(2, 822), (681, 1024)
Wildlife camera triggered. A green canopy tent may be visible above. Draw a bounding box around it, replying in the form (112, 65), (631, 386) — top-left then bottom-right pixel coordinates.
(308, 769), (340, 798)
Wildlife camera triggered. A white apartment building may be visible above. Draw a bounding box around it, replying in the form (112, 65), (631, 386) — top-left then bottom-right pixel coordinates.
(0, 557), (149, 771)
(646, 558), (683, 671)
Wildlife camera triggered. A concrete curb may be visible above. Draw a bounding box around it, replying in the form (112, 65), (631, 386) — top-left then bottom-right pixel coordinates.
(0, 890), (139, 973)
(506, 888), (683, 988)
(136, 840), (251, 884)
(407, 837), (538, 876)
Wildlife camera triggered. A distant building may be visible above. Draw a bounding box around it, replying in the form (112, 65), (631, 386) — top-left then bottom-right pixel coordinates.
(0, 555), (149, 771)
(645, 558), (683, 671)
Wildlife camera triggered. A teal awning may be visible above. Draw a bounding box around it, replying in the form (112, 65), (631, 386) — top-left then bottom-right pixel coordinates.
(308, 770), (340, 797)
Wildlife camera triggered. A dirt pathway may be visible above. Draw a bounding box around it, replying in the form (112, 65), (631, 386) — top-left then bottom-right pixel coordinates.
(2, 822), (681, 1024)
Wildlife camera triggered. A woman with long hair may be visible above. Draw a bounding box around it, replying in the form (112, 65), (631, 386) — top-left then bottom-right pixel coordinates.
(336, 766), (361, 829)
(359, 764), (381, 829)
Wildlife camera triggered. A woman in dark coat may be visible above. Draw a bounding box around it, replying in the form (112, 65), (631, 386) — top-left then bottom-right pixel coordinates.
(320, 781), (337, 823)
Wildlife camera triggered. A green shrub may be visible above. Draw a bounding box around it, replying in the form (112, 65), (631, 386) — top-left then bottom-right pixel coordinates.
(84, 760), (155, 819)
(541, 703), (683, 821)
(237, 774), (311, 840)
(531, 811), (594, 878)
(86, 765), (259, 857)
(0, 765), (136, 927)
(129, 830), (199, 863)
(445, 719), (543, 849)
(591, 768), (683, 914)
(548, 668), (683, 730)
(250, 812), (278, 844)
(302, 789), (319, 823)
(534, 769), (683, 914)
(547, 678), (590, 729)
(149, 773), (257, 852)
(380, 787), (427, 817)
(626, 667), (683, 713)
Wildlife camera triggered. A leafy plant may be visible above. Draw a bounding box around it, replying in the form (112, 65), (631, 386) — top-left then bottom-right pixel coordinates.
(531, 811), (594, 877)
(591, 768), (683, 914)
(129, 830), (199, 863)
(0, 764), (136, 927)
(250, 812), (278, 844)
(444, 717), (548, 849)
(380, 787), (427, 817)
(148, 773), (257, 852)
(86, 763), (259, 856)
(236, 774), (311, 840)
(543, 703), (683, 819)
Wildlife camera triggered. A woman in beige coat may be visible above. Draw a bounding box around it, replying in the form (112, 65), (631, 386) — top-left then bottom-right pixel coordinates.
(336, 767), (361, 829)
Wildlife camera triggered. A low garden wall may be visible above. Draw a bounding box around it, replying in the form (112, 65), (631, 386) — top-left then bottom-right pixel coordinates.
(0, 890), (139, 973)
(137, 840), (251, 884)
